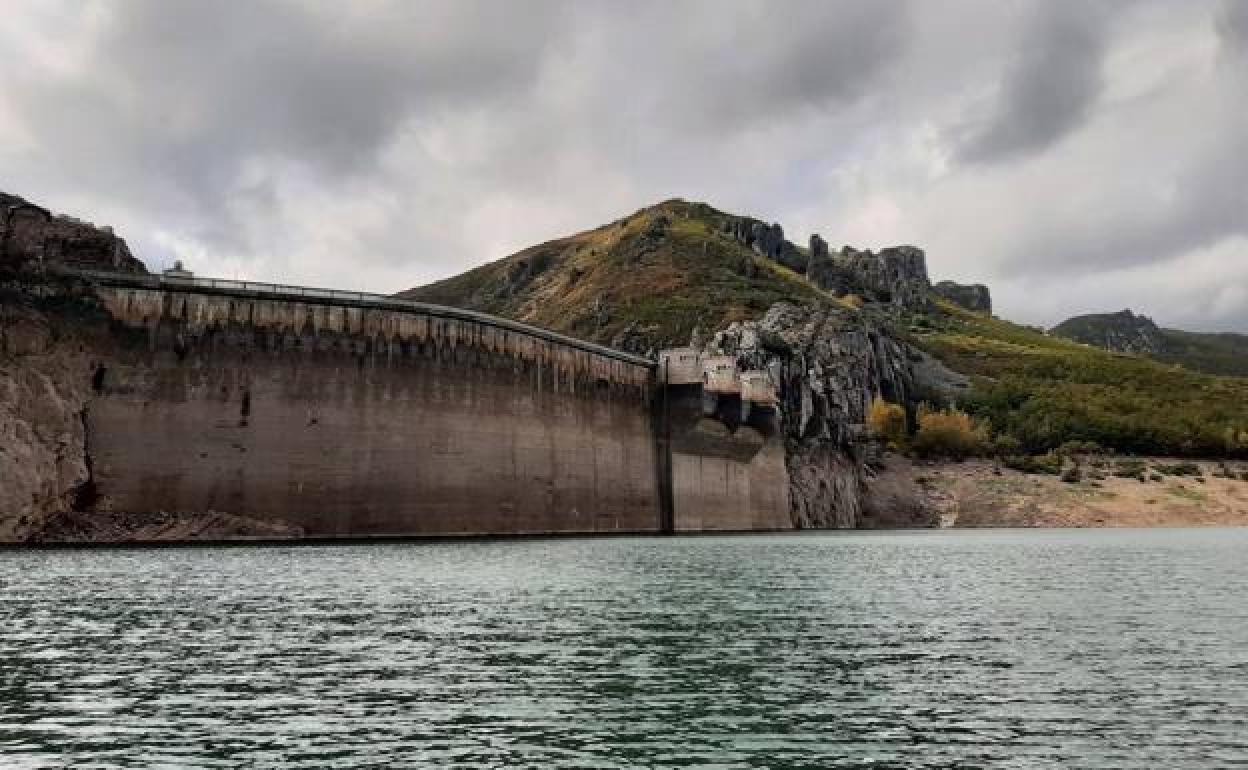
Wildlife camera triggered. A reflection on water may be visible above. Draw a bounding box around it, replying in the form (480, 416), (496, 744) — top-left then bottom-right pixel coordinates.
(1, 529), (1247, 768)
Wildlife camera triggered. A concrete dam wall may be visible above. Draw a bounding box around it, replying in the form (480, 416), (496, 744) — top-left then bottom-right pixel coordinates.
(78, 277), (789, 537)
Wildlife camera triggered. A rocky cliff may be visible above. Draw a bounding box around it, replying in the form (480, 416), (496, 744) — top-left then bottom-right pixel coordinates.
(0, 191), (147, 539)
(716, 212), (933, 311)
(698, 302), (949, 528)
(0, 296), (94, 540)
(1, 192), (145, 275)
(1, 293), (295, 542)
(933, 280), (992, 314)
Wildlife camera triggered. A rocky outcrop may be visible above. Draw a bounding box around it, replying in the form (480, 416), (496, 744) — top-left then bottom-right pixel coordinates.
(1, 192), (145, 275)
(809, 233), (828, 261)
(751, 222), (786, 261)
(702, 301), (923, 528)
(1050, 309), (1165, 355)
(805, 245), (932, 311)
(844, 246), (930, 310)
(720, 213), (934, 311)
(934, 280), (992, 314)
(721, 216), (807, 274)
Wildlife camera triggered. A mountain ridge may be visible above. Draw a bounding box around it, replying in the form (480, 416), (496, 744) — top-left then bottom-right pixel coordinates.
(1051, 309), (1248, 377)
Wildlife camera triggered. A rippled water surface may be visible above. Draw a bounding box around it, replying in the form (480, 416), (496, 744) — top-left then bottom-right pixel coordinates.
(2, 529), (1248, 768)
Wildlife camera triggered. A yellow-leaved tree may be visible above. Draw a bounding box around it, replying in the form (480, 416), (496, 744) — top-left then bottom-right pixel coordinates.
(911, 405), (990, 460)
(867, 397), (908, 449)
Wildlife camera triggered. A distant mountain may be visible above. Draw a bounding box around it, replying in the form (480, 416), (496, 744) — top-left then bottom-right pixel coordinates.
(1051, 310), (1248, 377)
(1050, 310), (1167, 354)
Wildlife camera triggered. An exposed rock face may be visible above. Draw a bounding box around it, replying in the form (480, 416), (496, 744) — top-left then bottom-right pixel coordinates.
(1050, 309), (1165, 355)
(809, 233), (828, 261)
(704, 301), (921, 528)
(846, 246), (930, 310)
(1, 192), (145, 275)
(719, 214), (935, 310)
(0, 297), (96, 541)
(751, 221), (785, 260)
(805, 250), (860, 298)
(934, 280), (993, 314)
(804, 245), (932, 311)
(721, 216), (807, 274)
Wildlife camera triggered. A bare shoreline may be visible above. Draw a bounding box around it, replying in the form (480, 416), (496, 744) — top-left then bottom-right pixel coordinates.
(867, 455), (1248, 529)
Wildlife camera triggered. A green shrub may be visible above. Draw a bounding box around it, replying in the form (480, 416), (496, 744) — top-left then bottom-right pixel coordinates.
(1154, 462), (1203, 477)
(1112, 460), (1148, 481)
(1003, 453), (1063, 475)
(1057, 440), (1102, 457)
(922, 301), (1248, 459)
(991, 434), (1023, 458)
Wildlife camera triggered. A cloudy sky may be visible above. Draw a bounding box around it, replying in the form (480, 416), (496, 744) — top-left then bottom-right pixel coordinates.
(1, 0), (1245, 330)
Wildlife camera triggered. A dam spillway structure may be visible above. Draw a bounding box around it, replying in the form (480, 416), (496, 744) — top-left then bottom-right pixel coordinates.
(658, 347), (778, 435)
(657, 347), (788, 531)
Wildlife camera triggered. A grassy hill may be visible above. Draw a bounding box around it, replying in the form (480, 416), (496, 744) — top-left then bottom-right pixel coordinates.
(401, 199), (1248, 459)
(399, 200), (827, 349)
(1051, 310), (1248, 377)
(917, 301), (1248, 457)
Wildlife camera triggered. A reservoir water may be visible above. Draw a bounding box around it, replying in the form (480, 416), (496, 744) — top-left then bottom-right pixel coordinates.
(1, 529), (1246, 768)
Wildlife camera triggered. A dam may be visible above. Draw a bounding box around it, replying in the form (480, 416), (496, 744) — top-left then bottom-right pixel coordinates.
(67, 269), (791, 537)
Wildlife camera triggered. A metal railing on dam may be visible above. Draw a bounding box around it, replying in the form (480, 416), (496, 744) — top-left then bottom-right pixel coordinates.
(62, 267), (655, 368)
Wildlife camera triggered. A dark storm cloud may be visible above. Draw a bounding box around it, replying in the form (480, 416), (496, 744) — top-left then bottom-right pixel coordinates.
(1219, 0), (1248, 57)
(638, 1), (912, 132)
(0, 0), (1244, 331)
(949, 1), (1248, 288)
(955, 2), (1117, 164)
(5, 0), (569, 245)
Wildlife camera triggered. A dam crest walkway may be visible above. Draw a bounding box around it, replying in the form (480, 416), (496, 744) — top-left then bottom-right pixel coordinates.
(64, 267), (654, 367)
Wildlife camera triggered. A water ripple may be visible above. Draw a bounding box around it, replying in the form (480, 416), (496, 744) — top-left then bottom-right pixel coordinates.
(1, 529), (1247, 767)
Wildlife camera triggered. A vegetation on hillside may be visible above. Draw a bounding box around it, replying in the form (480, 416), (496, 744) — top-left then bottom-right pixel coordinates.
(1155, 329), (1248, 378)
(910, 406), (990, 460)
(867, 398), (908, 449)
(400, 200), (829, 349)
(913, 300), (1248, 459)
(402, 198), (1247, 460)
(1051, 310), (1248, 377)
